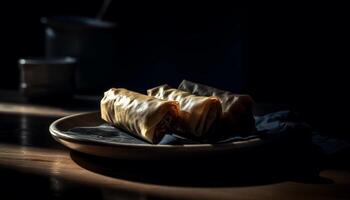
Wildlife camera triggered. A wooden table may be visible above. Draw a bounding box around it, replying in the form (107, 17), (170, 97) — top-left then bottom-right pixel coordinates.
(1, 94), (349, 200)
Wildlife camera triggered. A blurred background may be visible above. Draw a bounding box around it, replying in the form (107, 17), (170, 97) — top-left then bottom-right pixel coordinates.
(0, 1), (348, 136)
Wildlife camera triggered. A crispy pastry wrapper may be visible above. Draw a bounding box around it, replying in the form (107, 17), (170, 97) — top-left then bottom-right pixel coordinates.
(178, 80), (256, 133)
(147, 85), (222, 138)
(100, 88), (179, 144)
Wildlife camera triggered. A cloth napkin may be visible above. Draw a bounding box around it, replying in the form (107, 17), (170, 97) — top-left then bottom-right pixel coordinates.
(65, 110), (349, 155)
(66, 110), (308, 144)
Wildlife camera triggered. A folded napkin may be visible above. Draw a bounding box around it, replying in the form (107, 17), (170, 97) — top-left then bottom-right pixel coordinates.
(66, 110), (313, 145)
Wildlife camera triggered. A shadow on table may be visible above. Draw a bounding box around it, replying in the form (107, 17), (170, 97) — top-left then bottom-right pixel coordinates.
(70, 143), (333, 187)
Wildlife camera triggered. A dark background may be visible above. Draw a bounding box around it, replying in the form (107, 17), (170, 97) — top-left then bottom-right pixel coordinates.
(0, 2), (348, 135)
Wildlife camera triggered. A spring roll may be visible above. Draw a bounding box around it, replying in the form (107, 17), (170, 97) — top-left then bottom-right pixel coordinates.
(178, 80), (256, 133)
(101, 88), (179, 144)
(147, 85), (222, 138)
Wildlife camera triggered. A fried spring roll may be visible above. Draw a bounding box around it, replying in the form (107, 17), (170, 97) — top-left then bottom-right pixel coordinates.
(178, 80), (256, 133)
(101, 88), (179, 144)
(147, 85), (222, 138)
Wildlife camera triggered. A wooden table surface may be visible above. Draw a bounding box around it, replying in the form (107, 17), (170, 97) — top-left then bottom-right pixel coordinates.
(0, 94), (349, 200)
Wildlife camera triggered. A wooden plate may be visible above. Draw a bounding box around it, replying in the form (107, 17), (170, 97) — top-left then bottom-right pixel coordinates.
(49, 112), (263, 160)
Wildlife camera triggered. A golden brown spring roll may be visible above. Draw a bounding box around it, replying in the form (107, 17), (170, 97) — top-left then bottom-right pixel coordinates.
(178, 80), (256, 133)
(101, 88), (179, 144)
(147, 85), (222, 138)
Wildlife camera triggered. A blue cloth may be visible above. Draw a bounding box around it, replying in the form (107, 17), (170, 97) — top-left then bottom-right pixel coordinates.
(161, 110), (312, 144)
(67, 110), (309, 144)
(66, 110), (349, 155)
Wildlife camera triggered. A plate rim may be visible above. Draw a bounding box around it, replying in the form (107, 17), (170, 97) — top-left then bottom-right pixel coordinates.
(49, 111), (263, 149)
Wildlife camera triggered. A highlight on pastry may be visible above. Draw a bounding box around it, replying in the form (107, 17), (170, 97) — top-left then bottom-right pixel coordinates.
(178, 80), (256, 133)
(100, 88), (180, 144)
(147, 84), (222, 138)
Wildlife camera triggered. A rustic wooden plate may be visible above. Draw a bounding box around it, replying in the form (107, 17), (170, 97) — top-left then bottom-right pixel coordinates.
(49, 111), (263, 160)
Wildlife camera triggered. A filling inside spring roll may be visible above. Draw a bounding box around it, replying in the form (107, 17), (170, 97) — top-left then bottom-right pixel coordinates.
(178, 80), (256, 133)
(147, 85), (222, 138)
(101, 88), (179, 144)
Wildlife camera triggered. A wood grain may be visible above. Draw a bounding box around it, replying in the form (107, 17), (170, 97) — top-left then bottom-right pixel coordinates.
(1, 143), (350, 200)
(0, 102), (81, 117)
